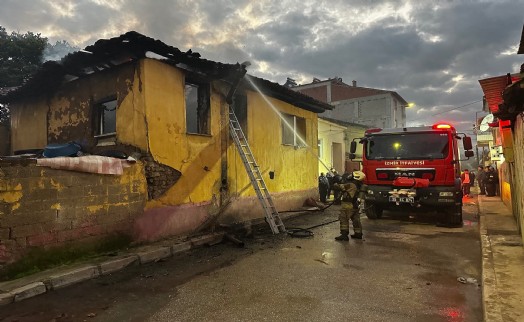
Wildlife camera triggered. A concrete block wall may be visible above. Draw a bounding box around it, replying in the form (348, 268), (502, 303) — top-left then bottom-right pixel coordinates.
(0, 160), (147, 264)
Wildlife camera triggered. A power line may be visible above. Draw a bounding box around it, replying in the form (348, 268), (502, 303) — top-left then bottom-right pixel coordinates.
(409, 99), (483, 123)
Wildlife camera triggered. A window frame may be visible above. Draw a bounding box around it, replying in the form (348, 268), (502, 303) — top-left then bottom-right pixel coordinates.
(185, 78), (211, 135)
(93, 95), (117, 139)
(281, 113), (307, 148)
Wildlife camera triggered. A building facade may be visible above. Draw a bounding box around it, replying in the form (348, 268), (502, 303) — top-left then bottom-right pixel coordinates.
(0, 32), (331, 263)
(291, 78), (408, 129)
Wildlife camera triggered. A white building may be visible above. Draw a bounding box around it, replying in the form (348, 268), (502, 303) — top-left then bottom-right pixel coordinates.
(291, 78), (409, 129)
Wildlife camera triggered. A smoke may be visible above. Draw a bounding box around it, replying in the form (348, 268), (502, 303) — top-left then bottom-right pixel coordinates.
(42, 40), (80, 63)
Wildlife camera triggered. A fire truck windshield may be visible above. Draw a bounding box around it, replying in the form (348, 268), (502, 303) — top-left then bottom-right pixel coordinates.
(365, 132), (450, 160)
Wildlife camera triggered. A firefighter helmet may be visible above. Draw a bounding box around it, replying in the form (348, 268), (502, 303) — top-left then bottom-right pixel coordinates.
(352, 170), (366, 182)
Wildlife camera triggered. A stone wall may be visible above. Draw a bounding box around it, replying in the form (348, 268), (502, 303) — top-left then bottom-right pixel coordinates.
(142, 155), (181, 200)
(0, 160), (147, 264)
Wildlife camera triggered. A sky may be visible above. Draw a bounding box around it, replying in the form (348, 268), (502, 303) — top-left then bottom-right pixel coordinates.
(1, 0), (524, 135)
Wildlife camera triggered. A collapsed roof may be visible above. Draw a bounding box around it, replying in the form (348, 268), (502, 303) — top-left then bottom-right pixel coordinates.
(0, 31), (331, 113)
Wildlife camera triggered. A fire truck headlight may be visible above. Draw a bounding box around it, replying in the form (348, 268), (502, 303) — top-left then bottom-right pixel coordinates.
(367, 190), (374, 195)
(439, 192), (454, 197)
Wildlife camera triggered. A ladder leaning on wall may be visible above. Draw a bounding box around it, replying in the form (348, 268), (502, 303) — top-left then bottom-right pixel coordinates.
(228, 106), (286, 234)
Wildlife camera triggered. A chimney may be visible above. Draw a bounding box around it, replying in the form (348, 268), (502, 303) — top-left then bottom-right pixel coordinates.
(352, 80), (357, 87)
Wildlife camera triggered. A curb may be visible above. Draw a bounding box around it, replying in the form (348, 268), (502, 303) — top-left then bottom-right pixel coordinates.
(0, 232), (225, 306)
(478, 196), (504, 322)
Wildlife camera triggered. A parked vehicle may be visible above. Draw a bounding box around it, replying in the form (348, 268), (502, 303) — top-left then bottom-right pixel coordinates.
(349, 123), (474, 226)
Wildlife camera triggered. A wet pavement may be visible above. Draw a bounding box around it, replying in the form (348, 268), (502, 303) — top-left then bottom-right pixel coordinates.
(0, 200), (482, 322)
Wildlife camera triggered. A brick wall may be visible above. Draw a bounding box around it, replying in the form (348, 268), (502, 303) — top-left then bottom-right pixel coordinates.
(0, 160), (147, 264)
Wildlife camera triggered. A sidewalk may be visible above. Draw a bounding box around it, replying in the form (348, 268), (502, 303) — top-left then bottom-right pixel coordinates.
(478, 194), (524, 322)
(0, 232), (225, 305)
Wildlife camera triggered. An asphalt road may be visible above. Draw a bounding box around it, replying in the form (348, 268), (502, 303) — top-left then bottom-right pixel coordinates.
(0, 198), (482, 322)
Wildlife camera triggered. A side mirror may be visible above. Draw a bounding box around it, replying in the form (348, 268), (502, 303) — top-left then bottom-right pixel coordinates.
(350, 141), (357, 153)
(463, 136), (473, 151)
(465, 150), (474, 158)
(348, 153), (356, 160)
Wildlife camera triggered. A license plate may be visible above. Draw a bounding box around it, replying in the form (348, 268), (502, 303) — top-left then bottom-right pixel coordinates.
(389, 196), (414, 203)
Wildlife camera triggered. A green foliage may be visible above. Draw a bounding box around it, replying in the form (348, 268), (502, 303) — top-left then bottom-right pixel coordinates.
(0, 26), (78, 124)
(0, 26), (48, 87)
(0, 104), (8, 124)
(0, 234), (133, 281)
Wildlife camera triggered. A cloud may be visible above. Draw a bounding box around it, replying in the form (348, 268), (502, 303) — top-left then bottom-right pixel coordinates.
(1, 0), (523, 135)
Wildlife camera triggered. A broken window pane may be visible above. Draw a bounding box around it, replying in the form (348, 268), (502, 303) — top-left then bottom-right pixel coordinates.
(185, 81), (210, 135)
(96, 99), (117, 136)
(232, 94), (248, 139)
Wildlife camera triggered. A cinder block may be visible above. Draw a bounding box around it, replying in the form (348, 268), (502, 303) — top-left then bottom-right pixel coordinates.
(136, 247), (171, 264)
(107, 194), (129, 204)
(0, 292), (13, 305)
(108, 184), (129, 196)
(0, 228), (10, 239)
(48, 265), (99, 289)
(27, 232), (57, 247)
(12, 282), (46, 302)
(84, 185), (108, 197)
(171, 242), (191, 254)
(99, 255), (139, 275)
(190, 233), (225, 247)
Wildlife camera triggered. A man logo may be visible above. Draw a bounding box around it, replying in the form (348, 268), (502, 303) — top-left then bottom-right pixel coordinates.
(394, 172), (416, 177)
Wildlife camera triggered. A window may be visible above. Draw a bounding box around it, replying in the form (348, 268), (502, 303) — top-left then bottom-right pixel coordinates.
(95, 98), (117, 136)
(185, 80), (210, 134)
(366, 132), (450, 160)
(232, 94), (248, 138)
(281, 113), (306, 147)
(318, 139), (323, 158)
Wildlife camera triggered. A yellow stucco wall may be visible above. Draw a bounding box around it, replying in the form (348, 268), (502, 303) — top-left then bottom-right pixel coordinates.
(10, 100), (48, 152)
(318, 118), (346, 174)
(141, 59), (223, 207)
(116, 64), (148, 151)
(227, 91), (319, 199)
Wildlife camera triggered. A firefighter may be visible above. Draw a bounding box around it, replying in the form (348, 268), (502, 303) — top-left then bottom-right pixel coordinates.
(333, 170), (367, 240)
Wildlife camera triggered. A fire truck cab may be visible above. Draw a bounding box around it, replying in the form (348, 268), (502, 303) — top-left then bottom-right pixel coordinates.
(349, 123), (474, 227)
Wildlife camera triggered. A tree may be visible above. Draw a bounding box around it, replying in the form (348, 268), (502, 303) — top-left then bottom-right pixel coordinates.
(0, 27), (78, 124)
(0, 26), (48, 87)
(0, 104), (8, 124)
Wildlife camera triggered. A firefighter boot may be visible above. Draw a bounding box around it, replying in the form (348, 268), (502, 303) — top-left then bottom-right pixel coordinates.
(335, 230), (350, 241)
(350, 232), (363, 239)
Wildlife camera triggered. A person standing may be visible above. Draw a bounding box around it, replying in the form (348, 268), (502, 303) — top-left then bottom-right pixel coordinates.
(470, 171), (476, 188)
(318, 173), (330, 203)
(326, 170), (334, 200)
(461, 169), (471, 198)
(333, 171), (367, 240)
(477, 166), (485, 195)
(485, 166), (499, 197)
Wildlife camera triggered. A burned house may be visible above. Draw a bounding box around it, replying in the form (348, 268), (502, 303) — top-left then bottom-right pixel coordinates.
(0, 31), (331, 263)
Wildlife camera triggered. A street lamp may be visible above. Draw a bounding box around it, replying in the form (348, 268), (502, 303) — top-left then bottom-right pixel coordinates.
(395, 102), (415, 128)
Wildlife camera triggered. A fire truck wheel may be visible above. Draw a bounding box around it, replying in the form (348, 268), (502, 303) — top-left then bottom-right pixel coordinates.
(366, 204), (383, 219)
(445, 206), (463, 227)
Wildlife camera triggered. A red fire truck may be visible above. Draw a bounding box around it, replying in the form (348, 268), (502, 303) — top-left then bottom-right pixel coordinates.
(349, 123), (474, 227)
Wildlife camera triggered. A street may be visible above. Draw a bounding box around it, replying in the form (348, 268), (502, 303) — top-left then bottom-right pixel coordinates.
(0, 199), (482, 322)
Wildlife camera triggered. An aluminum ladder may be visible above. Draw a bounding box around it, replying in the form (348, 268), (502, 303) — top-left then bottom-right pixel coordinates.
(228, 106), (286, 234)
